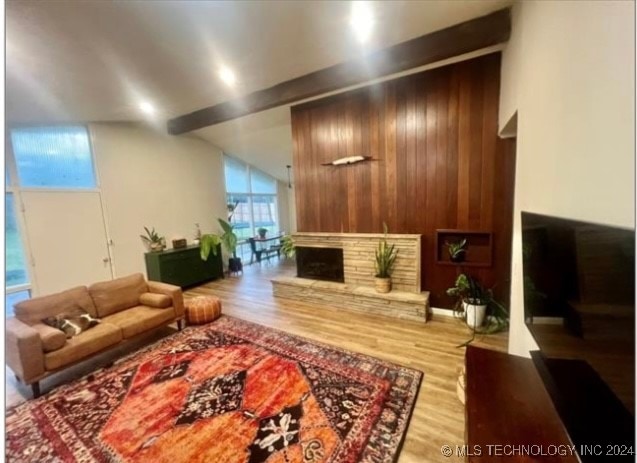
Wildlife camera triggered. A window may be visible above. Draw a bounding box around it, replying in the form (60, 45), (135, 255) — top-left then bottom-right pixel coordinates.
(252, 195), (278, 235)
(250, 169), (276, 194)
(5, 290), (30, 317)
(5, 193), (29, 287)
(223, 156), (279, 239)
(227, 193), (252, 239)
(224, 156), (249, 193)
(11, 126), (96, 188)
(5, 192), (31, 316)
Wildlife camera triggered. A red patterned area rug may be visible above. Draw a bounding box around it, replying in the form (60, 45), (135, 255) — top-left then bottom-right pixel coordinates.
(6, 316), (422, 463)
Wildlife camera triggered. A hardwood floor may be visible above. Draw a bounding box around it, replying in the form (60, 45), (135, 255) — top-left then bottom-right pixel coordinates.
(5, 260), (508, 462)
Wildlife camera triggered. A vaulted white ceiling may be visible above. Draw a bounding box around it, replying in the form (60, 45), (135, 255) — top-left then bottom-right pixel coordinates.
(7, 0), (511, 179)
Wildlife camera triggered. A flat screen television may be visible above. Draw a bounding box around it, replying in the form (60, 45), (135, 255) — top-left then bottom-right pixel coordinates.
(522, 212), (635, 461)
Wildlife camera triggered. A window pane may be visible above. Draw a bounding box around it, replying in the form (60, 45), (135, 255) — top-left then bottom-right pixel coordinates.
(224, 156), (248, 193)
(250, 168), (276, 194)
(6, 193), (29, 287)
(6, 290), (30, 317)
(227, 193), (252, 239)
(252, 195), (278, 235)
(11, 126), (96, 188)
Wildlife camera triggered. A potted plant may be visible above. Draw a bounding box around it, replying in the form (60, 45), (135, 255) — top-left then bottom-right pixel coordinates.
(280, 235), (296, 258)
(218, 218), (243, 274)
(447, 273), (510, 346)
(446, 238), (467, 263)
(198, 219), (242, 275)
(446, 274), (490, 328)
(140, 226), (166, 252)
(374, 223), (398, 293)
(199, 233), (222, 260)
(257, 227), (268, 239)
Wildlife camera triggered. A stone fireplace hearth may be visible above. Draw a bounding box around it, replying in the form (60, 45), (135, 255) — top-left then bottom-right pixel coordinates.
(271, 232), (429, 322)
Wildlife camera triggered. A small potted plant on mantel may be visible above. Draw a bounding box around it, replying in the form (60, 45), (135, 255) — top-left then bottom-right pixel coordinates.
(446, 238), (467, 263)
(374, 223), (398, 293)
(140, 226), (166, 252)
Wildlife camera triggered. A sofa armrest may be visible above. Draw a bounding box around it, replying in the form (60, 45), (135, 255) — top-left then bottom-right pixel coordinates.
(6, 317), (45, 383)
(148, 281), (184, 317)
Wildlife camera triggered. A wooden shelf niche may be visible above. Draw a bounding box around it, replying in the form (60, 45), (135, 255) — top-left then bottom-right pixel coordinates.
(435, 229), (493, 267)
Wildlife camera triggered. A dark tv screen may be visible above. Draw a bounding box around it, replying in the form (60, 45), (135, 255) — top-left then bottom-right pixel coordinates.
(522, 212), (635, 458)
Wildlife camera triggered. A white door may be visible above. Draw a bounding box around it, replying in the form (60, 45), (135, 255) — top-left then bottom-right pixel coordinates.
(21, 191), (113, 295)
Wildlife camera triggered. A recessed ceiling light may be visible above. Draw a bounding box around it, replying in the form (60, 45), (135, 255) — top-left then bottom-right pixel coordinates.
(350, 1), (374, 44)
(218, 66), (237, 86)
(139, 101), (156, 116)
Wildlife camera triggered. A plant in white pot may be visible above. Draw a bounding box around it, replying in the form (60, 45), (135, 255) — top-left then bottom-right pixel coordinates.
(374, 223), (398, 293)
(446, 273), (510, 346)
(446, 274), (489, 328)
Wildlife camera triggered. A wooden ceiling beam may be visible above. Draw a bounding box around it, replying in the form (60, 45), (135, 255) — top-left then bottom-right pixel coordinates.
(167, 8), (511, 134)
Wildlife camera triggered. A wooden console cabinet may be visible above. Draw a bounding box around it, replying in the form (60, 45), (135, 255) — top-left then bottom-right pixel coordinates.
(145, 244), (223, 288)
(465, 346), (577, 462)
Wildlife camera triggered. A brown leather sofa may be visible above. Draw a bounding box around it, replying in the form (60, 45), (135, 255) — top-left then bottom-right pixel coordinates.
(6, 273), (185, 398)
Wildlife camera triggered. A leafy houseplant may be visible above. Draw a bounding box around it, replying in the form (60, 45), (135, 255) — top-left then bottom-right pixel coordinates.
(446, 274), (490, 327)
(218, 218), (243, 274)
(280, 235), (296, 258)
(374, 223), (398, 293)
(446, 273), (509, 346)
(140, 227), (166, 252)
(199, 233), (222, 260)
(257, 227), (268, 239)
(198, 219), (243, 275)
(446, 238), (467, 263)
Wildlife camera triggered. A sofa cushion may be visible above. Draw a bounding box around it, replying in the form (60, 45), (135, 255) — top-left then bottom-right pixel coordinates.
(139, 292), (172, 308)
(15, 286), (97, 325)
(31, 323), (66, 353)
(44, 322), (122, 371)
(103, 305), (175, 339)
(89, 274), (148, 318)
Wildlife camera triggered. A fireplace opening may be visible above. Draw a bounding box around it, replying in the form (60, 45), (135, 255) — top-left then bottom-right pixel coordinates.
(296, 247), (344, 283)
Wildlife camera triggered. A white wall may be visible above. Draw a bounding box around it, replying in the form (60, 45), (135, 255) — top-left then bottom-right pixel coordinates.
(499, 1), (635, 356)
(276, 181), (297, 234)
(90, 123), (227, 277)
(276, 181), (290, 233)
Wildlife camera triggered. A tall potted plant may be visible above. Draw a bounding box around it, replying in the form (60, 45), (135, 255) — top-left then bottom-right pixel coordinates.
(374, 223), (398, 293)
(218, 218), (243, 274)
(198, 219), (243, 275)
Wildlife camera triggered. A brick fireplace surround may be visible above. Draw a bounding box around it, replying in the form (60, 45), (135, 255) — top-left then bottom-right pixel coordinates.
(271, 232), (430, 322)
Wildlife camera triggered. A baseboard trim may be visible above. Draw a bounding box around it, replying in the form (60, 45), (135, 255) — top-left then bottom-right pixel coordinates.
(431, 307), (455, 318)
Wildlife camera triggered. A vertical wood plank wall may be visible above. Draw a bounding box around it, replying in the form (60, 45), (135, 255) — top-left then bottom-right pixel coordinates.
(291, 53), (516, 308)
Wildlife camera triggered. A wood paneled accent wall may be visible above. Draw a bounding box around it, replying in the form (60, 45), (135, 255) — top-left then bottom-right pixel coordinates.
(291, 53), (516, 308)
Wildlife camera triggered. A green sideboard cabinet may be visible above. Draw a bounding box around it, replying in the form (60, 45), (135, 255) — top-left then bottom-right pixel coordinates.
(144, 244), (224, 288)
